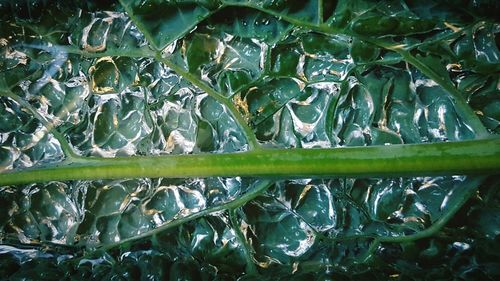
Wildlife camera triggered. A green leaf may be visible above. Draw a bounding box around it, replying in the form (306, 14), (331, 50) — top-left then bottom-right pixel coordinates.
(1, 0), (499, 280)
(120, 0), (219, 50)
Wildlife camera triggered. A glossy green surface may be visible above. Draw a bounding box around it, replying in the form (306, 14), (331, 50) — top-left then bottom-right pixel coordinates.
(1, 0), (499, 280)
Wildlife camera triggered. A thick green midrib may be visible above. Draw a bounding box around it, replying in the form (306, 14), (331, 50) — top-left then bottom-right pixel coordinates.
(1, 138), (499, 186)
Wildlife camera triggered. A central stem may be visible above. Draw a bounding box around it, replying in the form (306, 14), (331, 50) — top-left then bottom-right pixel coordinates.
(1, 138), (499, 186)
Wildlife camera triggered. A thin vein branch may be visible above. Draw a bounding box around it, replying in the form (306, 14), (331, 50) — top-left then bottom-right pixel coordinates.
(99, 179), (272, 251)
(221, 2), (489, 138)
(26, 45), (261, 150)
(119, 0), (222, 51)
(318, 0), (324, 24)
(0, 89), (80, 160)
(222, 1), (342, 34)
(377, 45), (489, 138)
(53, 45), (155, 58)
(379, 177), (481, 243)
(319, 177), (483, 261)
(229, 209), (258, 275)
(155, 54), (261, 150)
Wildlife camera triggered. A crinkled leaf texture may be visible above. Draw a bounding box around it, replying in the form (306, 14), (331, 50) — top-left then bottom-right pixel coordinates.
(0, 0), (499, 280)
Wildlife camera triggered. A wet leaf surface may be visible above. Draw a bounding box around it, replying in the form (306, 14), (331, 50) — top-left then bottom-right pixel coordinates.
(0, 0), (499, 280)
